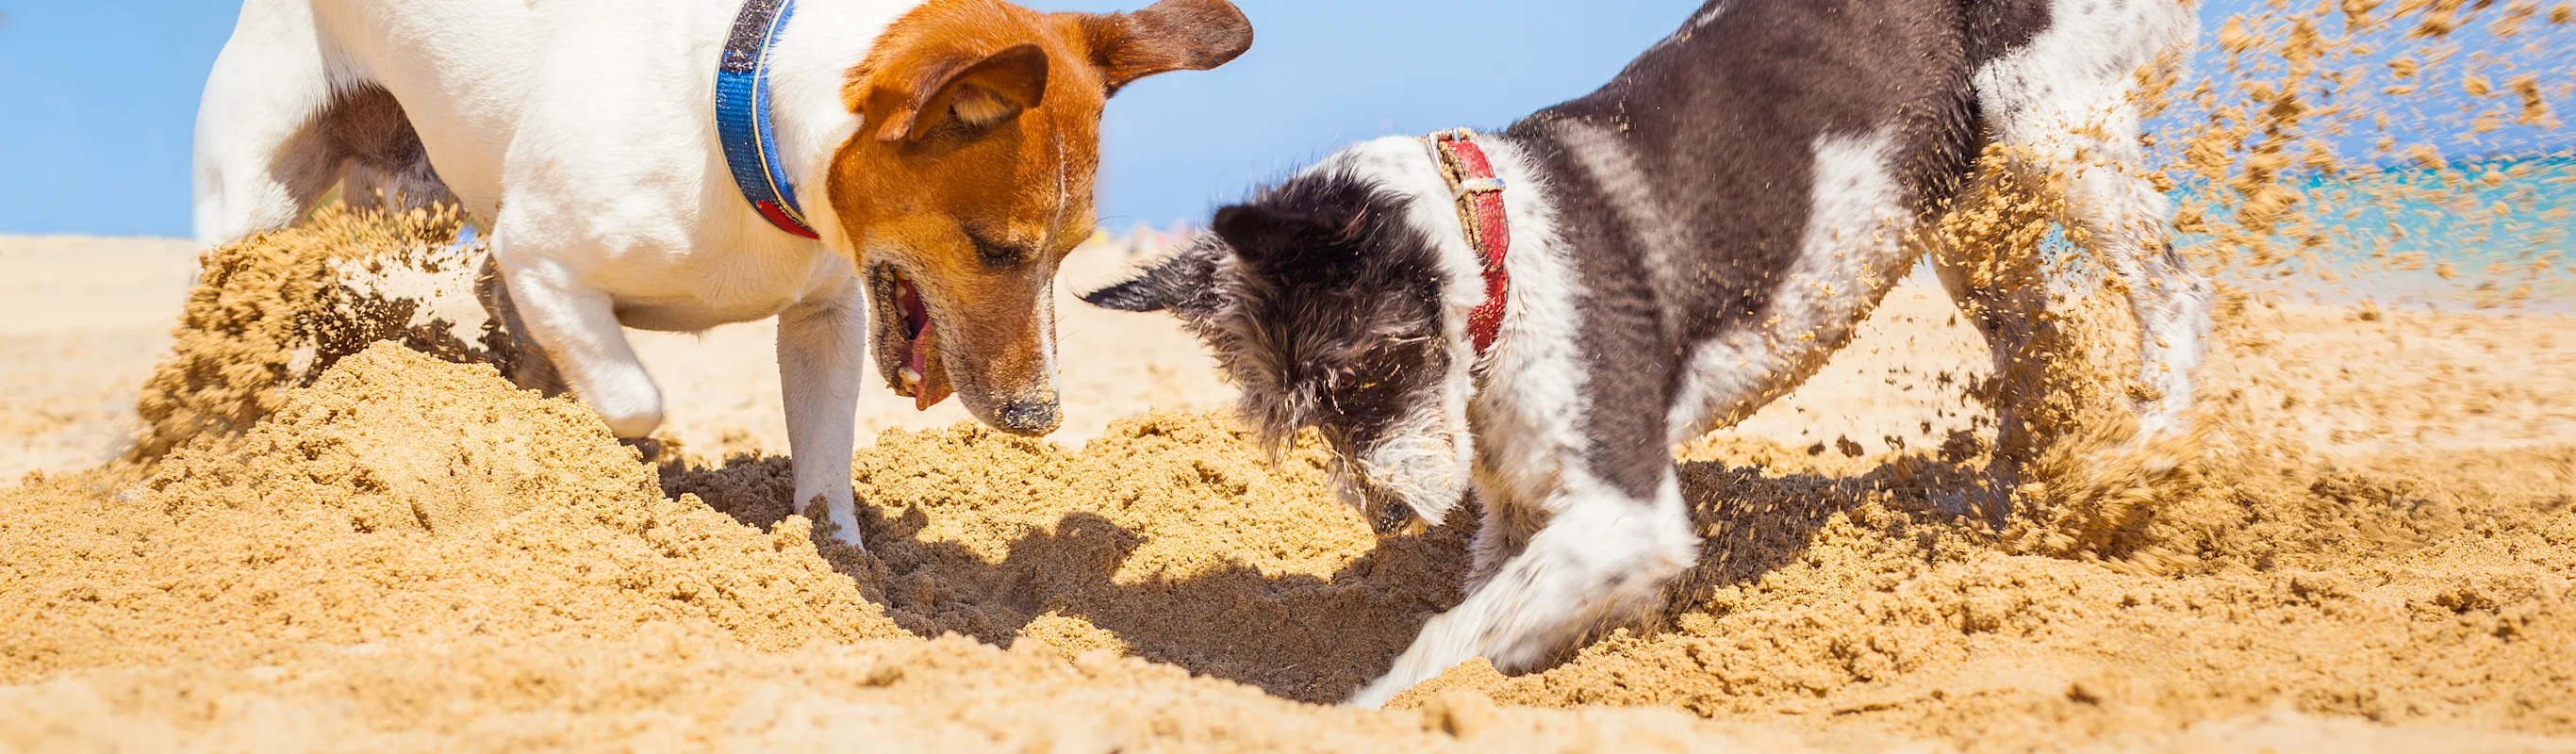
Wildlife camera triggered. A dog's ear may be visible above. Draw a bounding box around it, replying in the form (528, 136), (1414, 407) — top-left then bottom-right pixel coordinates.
(1210, 204), (1303, 263)
(1073, 0), (1253, 96)
(1081, 236), (1225, 317)
(877, 43), (1050, 144)
(1214, 201), (1373, 275)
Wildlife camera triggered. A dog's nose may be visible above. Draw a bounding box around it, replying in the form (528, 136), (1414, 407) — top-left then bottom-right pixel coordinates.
(993, 398), (1061, 436)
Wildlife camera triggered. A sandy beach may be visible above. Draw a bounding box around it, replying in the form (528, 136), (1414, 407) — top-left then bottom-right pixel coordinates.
(3, 223), (2571, 752)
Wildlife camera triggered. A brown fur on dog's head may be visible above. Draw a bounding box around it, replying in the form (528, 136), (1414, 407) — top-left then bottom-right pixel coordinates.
(828, 0), (1251, 434)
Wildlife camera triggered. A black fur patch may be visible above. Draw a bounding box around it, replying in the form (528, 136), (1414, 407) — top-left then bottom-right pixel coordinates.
(1088, 171), (1452, 456)
(1966, 0), (2056, 69)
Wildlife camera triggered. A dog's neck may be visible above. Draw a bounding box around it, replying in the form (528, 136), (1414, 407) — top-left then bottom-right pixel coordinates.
(1313, 134), (1577, 518)
(1307, 136), (1550, 380)
(744, 0), (924, 255)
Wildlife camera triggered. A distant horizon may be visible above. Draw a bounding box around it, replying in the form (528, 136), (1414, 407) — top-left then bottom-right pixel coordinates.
(2, 0), (2566, 238)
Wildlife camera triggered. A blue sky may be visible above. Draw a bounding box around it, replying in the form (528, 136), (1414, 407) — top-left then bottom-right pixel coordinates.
(0, 0), (2558, 238)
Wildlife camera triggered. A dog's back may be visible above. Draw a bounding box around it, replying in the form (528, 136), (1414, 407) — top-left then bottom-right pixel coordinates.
(1511, 0), (1973, 352)
(1506, 0), (2188, 353)
(194, 0), (759, 241)
(1493, 0), (2197, 454)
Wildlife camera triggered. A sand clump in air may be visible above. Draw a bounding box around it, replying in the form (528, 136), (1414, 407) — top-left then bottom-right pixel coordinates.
(127, 206), (512, 460)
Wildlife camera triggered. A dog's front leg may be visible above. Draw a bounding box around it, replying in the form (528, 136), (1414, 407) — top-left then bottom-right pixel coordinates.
(1348, 470), (1698, 709)
(1465, 483), (1544, 593)
(777, 275), (866, 549)
(490, 245), (666, 443)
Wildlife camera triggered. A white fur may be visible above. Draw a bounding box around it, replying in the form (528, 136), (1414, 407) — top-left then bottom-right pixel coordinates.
(1354, 402), (1467, 520)
(196, 0), (930, 549)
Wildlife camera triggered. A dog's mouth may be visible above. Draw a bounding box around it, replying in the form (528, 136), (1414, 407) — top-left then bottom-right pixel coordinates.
(1332, 453), (1432, 537)
(873, 265), (952, 410)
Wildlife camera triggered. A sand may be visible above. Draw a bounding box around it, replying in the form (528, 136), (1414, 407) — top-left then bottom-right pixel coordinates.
(4, 4), (2574, 747)
(4, 214), (2573, 751)
(0, 235), (198, 481)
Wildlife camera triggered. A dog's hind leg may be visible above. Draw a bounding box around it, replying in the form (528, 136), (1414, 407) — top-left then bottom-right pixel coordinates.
(1972, 0), (2207, 439)
(193, 1), (351, 244)
(2056, 149), (2210, 440)
(1926, 173), (2056, 480)
(1348, 471), (1698, 709)
(1992, 118), (2211, 441)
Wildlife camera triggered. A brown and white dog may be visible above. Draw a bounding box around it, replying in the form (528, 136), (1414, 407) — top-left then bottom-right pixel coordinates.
(1088, 0), (2208, 705)
(193, 0), (1252, 549)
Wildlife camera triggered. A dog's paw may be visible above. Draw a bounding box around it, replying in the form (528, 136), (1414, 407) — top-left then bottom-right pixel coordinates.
(800, 493), (870, 553)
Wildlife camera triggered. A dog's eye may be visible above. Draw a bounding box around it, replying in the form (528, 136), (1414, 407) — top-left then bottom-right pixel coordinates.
(966, 232), (1028, 269)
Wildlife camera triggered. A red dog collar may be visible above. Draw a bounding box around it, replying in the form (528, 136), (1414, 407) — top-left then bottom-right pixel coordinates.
(1427, 128), (1511, 359)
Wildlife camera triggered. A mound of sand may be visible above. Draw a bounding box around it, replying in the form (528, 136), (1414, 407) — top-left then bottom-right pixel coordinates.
(668, 411), (1473, 703)
(1407, 438), (2576, 746)
(128, 207), (506, 461)
(5, 344), (900, 683)
(13, 324), (2569, 751)
(4, 341), (1812, 752)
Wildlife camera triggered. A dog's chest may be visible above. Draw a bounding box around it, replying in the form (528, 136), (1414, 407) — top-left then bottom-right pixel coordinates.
(599, 242), (853, 332)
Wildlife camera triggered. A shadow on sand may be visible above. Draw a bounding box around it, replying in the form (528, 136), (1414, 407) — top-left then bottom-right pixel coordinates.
(659, 429), (1989, 704)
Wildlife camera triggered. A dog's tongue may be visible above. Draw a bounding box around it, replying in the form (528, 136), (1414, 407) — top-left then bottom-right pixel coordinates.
(908, 320), (951, 411)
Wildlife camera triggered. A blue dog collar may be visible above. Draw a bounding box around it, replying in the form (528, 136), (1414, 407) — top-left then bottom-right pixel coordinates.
(716, 0), (821, 239)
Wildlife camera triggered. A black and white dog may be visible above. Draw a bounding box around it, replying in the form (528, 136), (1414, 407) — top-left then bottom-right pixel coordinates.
(1086, 0), (2209, 706)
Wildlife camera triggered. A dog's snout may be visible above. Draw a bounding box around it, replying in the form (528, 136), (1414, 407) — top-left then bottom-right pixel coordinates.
(994, 397), (1062, 436)
(1369, 499), (1425, 536)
